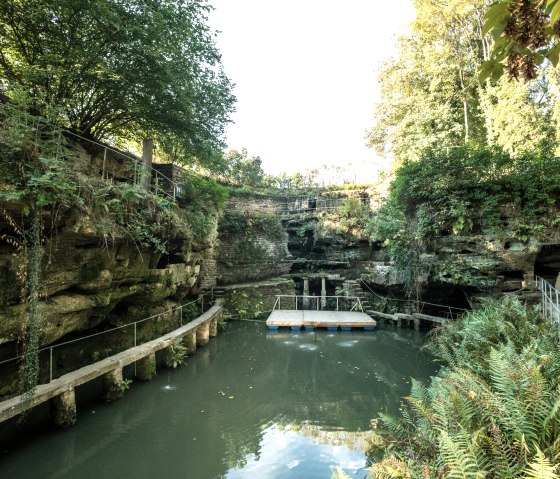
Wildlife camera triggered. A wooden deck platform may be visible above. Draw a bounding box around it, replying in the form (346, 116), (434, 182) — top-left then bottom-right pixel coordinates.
(266, 310), (377, 331)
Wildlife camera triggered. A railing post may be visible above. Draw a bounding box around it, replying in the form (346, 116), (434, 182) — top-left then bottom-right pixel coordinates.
(49, 347), (53, 382)
(279, 296), (281, 310)
(102, 147), (107, 180)
(134, 322), (137, 347)
(545, 283), (549, 319)
(295, 296), (297, 310)
(337, 297), (339, 311)
(180, 306), (183, 326)
(202, 295), (205, 313)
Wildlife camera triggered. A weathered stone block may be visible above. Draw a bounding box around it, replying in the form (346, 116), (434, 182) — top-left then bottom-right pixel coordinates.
(50, 388), (77, 428)
(102, 367), (125, 402)
(135, 352), (156, 381)
(196, 322), (210, 347)
(184, 331), (197, 355)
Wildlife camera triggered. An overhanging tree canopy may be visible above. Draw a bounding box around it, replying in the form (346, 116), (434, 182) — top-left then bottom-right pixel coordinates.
(0, 0), (235, 164)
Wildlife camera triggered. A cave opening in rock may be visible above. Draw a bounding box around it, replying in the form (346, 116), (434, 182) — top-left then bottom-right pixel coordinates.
(534, 244), (560, 283)
(420, 284), (472, 316)
(156, 254), (184, 269)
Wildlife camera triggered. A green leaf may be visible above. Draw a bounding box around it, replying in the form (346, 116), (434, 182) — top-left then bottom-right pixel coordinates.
(546, 0), (560, 15)
(483, 2), (509, 37)
(551, 2), (560, 26)
(479, 60), (500, 82)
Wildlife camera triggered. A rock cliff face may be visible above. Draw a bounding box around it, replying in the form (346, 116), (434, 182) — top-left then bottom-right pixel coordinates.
(0, 139), (220, 354)
(215, 195), (293, 284)
(0, 209), (217, 350)
(363, 216), (560, 309)
(2, 183), (557, 396)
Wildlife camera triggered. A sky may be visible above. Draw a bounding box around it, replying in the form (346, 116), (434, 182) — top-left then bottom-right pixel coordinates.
(208, 0), (415, 177)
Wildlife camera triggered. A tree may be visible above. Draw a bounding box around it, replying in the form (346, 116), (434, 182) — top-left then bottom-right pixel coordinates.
(221, 148), (265, 187)
(481, 0), (560, 82)
(370, 0), (559, 166)
(0, 0), (235, 165)
(369, 0), (491, 166)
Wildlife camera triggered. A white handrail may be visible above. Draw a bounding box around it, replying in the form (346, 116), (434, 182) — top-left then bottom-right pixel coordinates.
(535, 276), (560, 337)
(0, 288), (215, 377)
(274, 295), (362, 312)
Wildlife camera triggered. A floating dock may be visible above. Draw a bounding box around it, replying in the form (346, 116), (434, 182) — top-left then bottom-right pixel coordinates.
(266, 310), (376, 331)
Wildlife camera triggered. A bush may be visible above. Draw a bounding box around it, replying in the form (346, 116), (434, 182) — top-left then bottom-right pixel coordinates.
(387, 146), (559, 237)
(369, 298), (560, 478)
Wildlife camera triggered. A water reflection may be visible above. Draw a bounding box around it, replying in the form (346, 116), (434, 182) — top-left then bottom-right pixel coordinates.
(226, 425), (368, 479)
(0, 322), (436, 479)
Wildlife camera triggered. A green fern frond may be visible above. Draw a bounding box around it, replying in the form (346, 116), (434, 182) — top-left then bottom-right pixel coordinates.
(523, 448), (559, 479)
(438, 430), (486, 479)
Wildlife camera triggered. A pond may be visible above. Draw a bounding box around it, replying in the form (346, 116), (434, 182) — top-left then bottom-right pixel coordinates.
(0, 321), (437, 479)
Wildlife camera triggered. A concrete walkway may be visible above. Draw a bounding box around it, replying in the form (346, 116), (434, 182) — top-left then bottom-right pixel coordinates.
(0, 303), (222, 427)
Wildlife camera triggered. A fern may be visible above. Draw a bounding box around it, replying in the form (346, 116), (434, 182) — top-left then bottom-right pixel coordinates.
(438, 430), (486, 478)
(523, 448), (560, 479)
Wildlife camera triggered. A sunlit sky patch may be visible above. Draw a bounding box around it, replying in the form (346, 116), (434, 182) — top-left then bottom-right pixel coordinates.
(209, 0), (415, 176)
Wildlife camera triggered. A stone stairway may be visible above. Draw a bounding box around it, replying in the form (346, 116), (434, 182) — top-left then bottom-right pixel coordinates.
(344, 279), (376, 317)
(213, 286), (226, 300)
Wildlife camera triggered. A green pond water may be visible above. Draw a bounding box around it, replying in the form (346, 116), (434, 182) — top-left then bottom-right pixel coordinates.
(0, 321), (437, 479)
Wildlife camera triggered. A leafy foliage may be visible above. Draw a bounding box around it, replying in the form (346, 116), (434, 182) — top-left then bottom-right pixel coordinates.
(217, 149), (266, 187)
(333, 198), (369, 234)
(481, 0), (560, 82)
(177, 174), (229, 241)
(219, 208), (284, 240)
(0, 0), (235, 165)
(368, 146), (560, 290)
(168, 340), (188, 368)
(371, 0), (560, 166)
(369, 298), (560, 478)
(0, 97), (222, 403)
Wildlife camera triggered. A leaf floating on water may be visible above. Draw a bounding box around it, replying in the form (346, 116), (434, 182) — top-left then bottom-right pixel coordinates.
(228, 396), (235, 399)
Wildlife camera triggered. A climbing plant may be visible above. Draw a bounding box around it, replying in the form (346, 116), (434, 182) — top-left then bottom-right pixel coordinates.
(0, 94), (213, 407)
(0, 94), (77, 408)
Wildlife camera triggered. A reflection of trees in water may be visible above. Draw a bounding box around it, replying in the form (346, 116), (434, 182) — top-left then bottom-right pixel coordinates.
(152, 324), (435, 476)
(223, 428), (262, 470)
(278, 423), (375, 451)
(148, 325), (434, 476)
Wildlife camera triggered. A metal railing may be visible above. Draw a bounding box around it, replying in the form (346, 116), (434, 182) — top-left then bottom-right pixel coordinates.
(356, 279), (467, 320)
(63, 130), (179, 201)
(225, 197), (383, 216)
(535, 276), (560, 336)
(0, 102), (180, 201)
(272, 295), (363, 312)
(0, 289), (214, 384)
